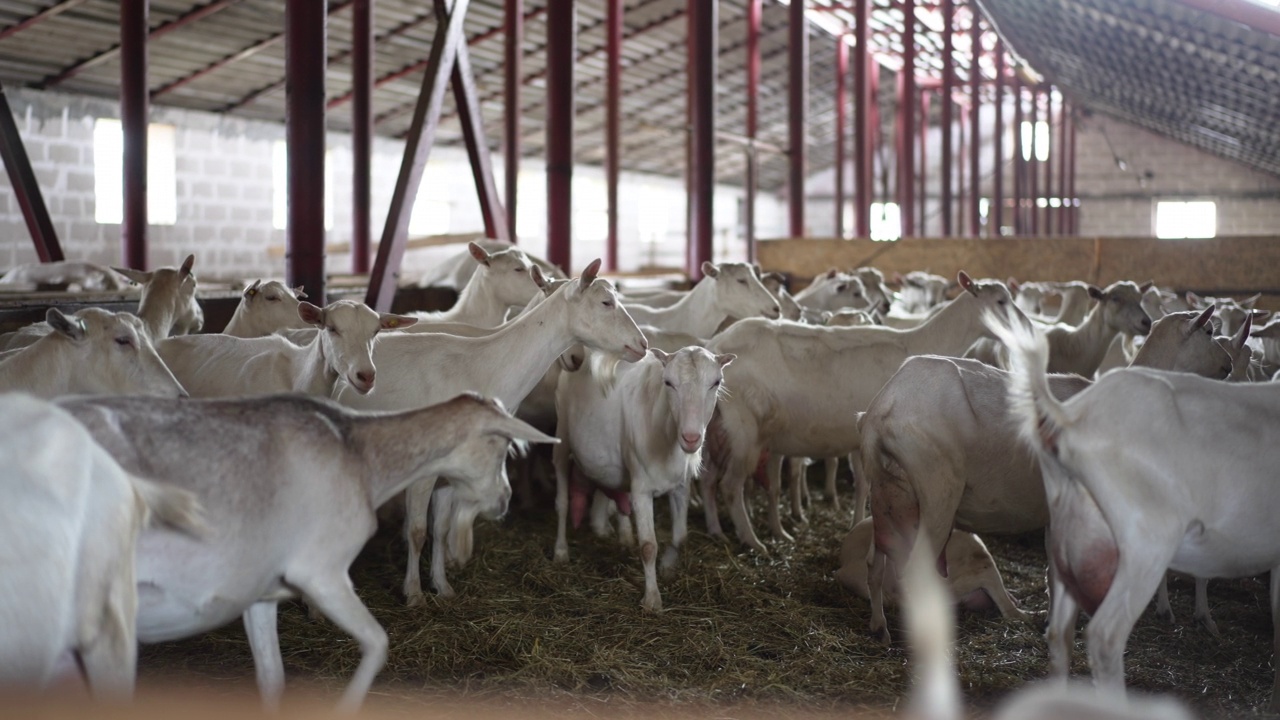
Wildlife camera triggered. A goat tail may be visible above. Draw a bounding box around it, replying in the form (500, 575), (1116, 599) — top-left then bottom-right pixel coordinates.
(131, 476), (207, 539)
(904, 529), (961, 720)
(982, 308), (1069, 456)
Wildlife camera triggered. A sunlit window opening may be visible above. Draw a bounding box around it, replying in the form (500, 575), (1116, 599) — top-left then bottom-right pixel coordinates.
(93, 119), (177, 225)
(409, 164), (453, 236)
(871, 202), (901, 242)
(1156, 200), (1216, 239)
(1020, 120), (1050, 162)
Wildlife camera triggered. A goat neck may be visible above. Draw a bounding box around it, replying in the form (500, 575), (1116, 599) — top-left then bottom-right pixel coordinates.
(629, 277), (725, 338)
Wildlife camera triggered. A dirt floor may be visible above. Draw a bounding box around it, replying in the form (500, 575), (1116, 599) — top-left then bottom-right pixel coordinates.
(136, 467), (1278, 719)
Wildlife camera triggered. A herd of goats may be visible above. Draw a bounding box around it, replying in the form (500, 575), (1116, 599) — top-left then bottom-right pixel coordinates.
(0, 241), (1276, 719)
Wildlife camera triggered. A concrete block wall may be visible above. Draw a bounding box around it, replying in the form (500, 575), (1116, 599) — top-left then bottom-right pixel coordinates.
(0, 88), (788, 283)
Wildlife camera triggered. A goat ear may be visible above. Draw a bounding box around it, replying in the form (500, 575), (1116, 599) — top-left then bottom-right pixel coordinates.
(243, 279), (262, 297)
(701, 261), (720, 278)
(1185, 290), (1204, 308)
(530, 264), (548, 290)
(715, 352), (736, 368)
(1139, 280), (1154, 293)
(825, 268), (839, 280)
(650, 348), (673, 365)
(179, 254), (195, 278)
(1087, 285), (1105, 301)
(111, 266), (151, 285)
(46, 308), (87, 341)
(956, 271), (974, 295)
(1241, 292), (1261, 310)
(298, 301), (325, 327)
(1236, 313), (1253, 347)
(820, 310), (833, 324)
(293, 286), (308, 300)
(580, 258), (602, 286)
(751, 262), (763, 278)
(489, 415), (560, 445)
(1006, 277), (1020, 292)
(468, 241), (492, 267)
(379, 313), (417, 330)
(1191, 305), (1215, 332)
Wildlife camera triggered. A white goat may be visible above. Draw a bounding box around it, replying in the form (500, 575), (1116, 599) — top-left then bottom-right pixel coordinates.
(62, 392), (555, 711)
(404, 242), (541, 329)
(158, 300), (415, 397)
(2, 255), (203, 351)
(792, 269), (871, 313)
(990, 308), (1280, 712)
(336, 259), (650, 604)
(553, 347), (733, 611)
(861, 307), (1229, 642)
(0, 260), (131, 291)
(834, 518), (1029, 625)
(891, 270), (951, 314)
(416, 239), (563, 290)
(222, 280), (310, 338)
(759, 271), (805, 322)
(0, 394), (202, 699)
(624, 261), (780, 337)
(700, 272), (1022, 552)
(0, 308), (187, 399)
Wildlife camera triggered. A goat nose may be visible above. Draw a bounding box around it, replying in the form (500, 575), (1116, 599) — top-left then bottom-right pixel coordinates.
(682, 432), (702, 447)
(356, 370), (375, 385)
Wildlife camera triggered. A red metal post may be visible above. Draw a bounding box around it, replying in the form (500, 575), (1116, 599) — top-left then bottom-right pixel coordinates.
(1057, 98), (1069, 235)
(120, 0), (148, 270)
(940, 0), (953, 236)
(918, 91), (928, 235)
(366, 0), (472, 311)
(900, 0), (916, 237)
(351, 0), (372, 274)
(1029, 85), (1039, 236)
(1011, 77), (1023, 235)
(834, 37), (847, 239)
(451, 36), (510, 244)
(788, 0), (808, 237)
(854, 0), (871, 238)
(0, 83), (62, 262)
(992, 41), (1004, 236)
(605, 0), (622, 270)
(688, 0), (716, 277)
(745, 0), (760, 259)
(545, 0), (575, 274)
(957, 102), (966, 233)
(968, 7), (981, 236)
(504, 0), (523, 243)
(285, 0), (327, 304)
(1068, 104), (1078, 235)
(1044, 88), (1055, 235)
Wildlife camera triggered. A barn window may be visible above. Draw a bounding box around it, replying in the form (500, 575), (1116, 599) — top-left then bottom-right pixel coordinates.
(93, 119), (177, 225)
(1020, 120), (1050, 162)
(1155, 200), (1216, 239)
(271, 141), (334, 232)
(871, 202), (901, 242)
(408, 164), (453, 237)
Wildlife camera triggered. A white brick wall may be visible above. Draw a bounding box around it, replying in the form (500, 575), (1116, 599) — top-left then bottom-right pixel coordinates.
(0, 88), (788, 282)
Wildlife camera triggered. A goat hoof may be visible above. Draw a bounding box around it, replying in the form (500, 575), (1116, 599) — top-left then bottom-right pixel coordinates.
(405, 592), (427, 608)
(642, 595), (663, 613)
(553, 548), (569, 564)
(870, 625), (891, 646)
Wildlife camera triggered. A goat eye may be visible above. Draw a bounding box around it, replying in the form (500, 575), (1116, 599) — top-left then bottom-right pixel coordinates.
(711, 380), (721, 388)
(115, 337), (132, 347)
(602, 301), (615, 308)
(327, 326), (339, 335)
(737, 279), (748, 285)
(266, 296), (280, 302)
(515, 267), (526, 272)
(664, 380), (675, 388)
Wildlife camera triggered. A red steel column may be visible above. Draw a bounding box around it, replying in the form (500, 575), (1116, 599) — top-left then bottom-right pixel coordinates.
(120, 0), (148, 270)
(351, 0), (372, 274)
(940, 0), (953, 236)
(1068, 104), (1078, 235)
(688, 0), (716, 277)
(834, 37), (847, 239)
(992, 41), (1004, 236)
(545, 0), (574, 273)
(0, 83), (62, 262)
(918, 91), (928, 235)
(1044, 88), (1055, 235)
(286, 0), (327, 303)
(745, 0), (760, 259)
(788, 0), (807, 237)
(900, 0), (915, 237)
(1057, 98), (1069, 235)
(1029, 85), (1040, 235)
(853, 0), (871, 237)
(968, 6), (981, 236)
(1011, 76), (1023, 235)
(505, 0), (522, 243)
(605, 0), (621, 270)
(957, 103), (967, 233)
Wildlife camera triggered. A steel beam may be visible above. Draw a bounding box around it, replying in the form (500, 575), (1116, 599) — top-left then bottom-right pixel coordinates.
(450, 27), (510, 244)
(121, 0), (148, 270)
(834, 37), (847, 239)
(918, 91), (928, 235)
(1011, 76), (1023, 235)
(0, 0), (90, 42)
(1172, 0), (1280, 39)
(745, 0), (760, 259)
(788, 0), (807, 237)
(900, 0), (915, 237)
(505, 0), (523, 243)
(365, 0), (472, 311)
(1029, 85), (1039, 236)
(854, 0), (871, 238)
(1043, 88), (1054, 235)
(605, 0), (622, 270)
(1057, 98), (1069, 236)
(0, 83), (62, 262)
(285, 0), (327, 304)
(688, 0), (716, 277)
(992, 41), (1004, 236)
(1068, 103), (1077, 235)
(968, 6), (981, 236)
(351, 0), (372, 274)
(940, 0), (953, 235)
(957, 101), (966, 233)
(545, 0), (575, 274)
